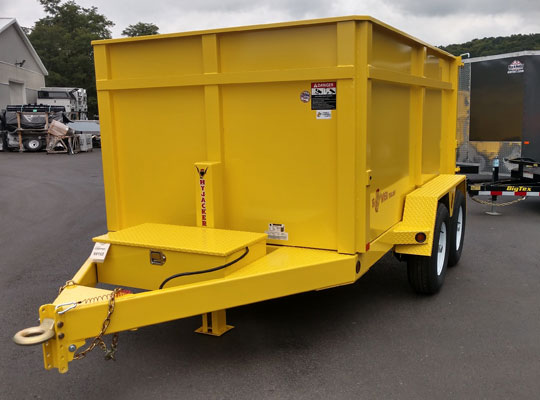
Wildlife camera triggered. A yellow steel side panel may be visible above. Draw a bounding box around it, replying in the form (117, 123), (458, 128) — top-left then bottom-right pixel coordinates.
(93, 18), (458, 252)
(96, 241), (266, 289)
(368, 81), (413, 240)
(105, 87), (206, 230)
(93, 223), (266, 256)
(221, 82), (338, 250)
(395, 174), (465, 256)
(424, 52), (443, 80)
(422, 89), (443, 178)
(219, 24), (337, 73)
(371, 26), (412, 74)
(93, 17), (455, 62)
(107, 36), (203, 79)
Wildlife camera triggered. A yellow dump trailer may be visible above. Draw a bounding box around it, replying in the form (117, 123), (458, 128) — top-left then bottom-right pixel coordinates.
(14, 16), (466, 373)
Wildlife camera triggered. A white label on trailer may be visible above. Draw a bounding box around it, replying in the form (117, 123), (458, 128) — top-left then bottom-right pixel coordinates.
(91, 242), (111, 263)
(316, 110), (332, 119)
(265, 223), (289, 241)
(507, 60), (524, 74)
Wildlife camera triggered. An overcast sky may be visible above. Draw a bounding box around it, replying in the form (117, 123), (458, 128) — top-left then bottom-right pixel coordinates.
(2, 0), (539, 46)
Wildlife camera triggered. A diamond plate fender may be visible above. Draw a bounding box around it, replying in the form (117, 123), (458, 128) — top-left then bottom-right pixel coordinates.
(393, 174), (466, 256)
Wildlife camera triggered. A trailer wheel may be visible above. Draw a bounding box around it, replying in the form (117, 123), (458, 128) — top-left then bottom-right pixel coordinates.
(24, 139), (43, 152)
(407, 203), (450, 295)
(448, 190), (466, 267)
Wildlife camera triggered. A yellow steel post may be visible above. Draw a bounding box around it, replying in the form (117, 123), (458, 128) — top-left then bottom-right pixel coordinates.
(194, 161), (231, 335)
(409, 46), (426, 187)
(195, 310), (234, 336)
(355, 20), (373, 261)
(94, 44), (123, 231)
(440, 57), (459, 174)
(336, 21), (357, 255)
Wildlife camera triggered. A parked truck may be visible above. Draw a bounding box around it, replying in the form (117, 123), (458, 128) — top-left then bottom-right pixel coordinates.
(13, 16), (466, 373)
(37, 87), (88, 120)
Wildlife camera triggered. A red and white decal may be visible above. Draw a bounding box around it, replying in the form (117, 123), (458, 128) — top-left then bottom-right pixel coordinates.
(478, 191), (540, 197)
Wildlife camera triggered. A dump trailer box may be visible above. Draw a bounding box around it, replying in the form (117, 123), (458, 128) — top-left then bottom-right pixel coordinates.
(14, 16), (465, 373)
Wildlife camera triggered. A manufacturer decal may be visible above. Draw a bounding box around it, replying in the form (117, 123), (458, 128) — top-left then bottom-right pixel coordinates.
(300, 90), (310, 103)
(265, 223), (289, 240)
(90, 242), (111, 263)
(311, 82), (336, 110)
(372, 188), (396, 212)
(196, 166), (208, 226)
(507, 60), (524, 74)
(316, 110), (332, 119)
(506, 186), (531, 192)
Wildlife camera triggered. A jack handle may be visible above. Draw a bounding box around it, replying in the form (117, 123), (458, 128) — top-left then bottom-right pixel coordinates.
(13, 318), (55, 346)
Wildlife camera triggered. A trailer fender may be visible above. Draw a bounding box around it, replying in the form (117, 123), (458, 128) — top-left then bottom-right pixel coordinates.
(390, 174), (465, 257)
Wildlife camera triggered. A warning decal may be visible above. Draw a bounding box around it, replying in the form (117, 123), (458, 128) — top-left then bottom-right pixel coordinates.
(311, 82), (336, 110)
(265, 223), (289, 241)
(507, 60), (524, 74)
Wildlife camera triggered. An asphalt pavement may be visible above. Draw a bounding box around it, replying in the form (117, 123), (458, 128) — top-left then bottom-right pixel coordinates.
(1, 150), (539, 399)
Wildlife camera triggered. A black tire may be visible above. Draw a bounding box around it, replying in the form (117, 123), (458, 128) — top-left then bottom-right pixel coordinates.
(448, 190), (466, 267)
(407, 203), (450, 295)
(24, 138), (43, 152)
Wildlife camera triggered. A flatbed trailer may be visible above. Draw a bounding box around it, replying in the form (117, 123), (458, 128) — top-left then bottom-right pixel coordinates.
(13, 16), (466, 373)
(468, 158), (540, 198)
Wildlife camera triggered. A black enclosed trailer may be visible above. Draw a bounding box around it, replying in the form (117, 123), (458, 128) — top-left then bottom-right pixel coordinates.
(455, 51), (540, 201)
(457, 50), (540, 175)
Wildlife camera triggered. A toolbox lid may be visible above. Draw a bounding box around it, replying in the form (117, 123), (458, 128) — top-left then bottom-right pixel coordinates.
(93, 223), (267, 256)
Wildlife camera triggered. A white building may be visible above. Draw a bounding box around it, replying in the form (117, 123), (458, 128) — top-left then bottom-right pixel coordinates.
(0, 18), (48, 109)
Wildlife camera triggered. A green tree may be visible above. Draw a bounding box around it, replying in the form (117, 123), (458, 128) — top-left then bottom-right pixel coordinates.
(121, 22), (159, 37)
(29, 0), (114, 117)
(440, 33), (540, 57)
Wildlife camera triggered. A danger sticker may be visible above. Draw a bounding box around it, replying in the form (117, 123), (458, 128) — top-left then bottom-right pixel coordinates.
(265, 223), (289, 241)
(311, 82), (336, 110)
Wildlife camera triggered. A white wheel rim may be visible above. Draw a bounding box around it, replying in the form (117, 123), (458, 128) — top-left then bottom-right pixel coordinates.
(455, 206), (463, 251)
(28, 140), (40, 149)
(437, 221), (447, 276)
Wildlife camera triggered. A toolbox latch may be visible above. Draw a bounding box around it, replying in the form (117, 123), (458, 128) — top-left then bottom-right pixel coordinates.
(150, 251), (166, 266)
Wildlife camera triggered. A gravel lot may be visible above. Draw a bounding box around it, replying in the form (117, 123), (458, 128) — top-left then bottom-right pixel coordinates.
(1, 150), (539, 399)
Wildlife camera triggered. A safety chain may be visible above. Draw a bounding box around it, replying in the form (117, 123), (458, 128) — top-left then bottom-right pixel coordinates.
(57, 281), (122, 361)
(73, 288), (121, 361)
(469, 195), (526, 207)
(58, 280), (76, 295)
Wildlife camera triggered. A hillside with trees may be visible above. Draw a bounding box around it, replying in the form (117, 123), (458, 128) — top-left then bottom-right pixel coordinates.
(440, 33), (540, 57)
